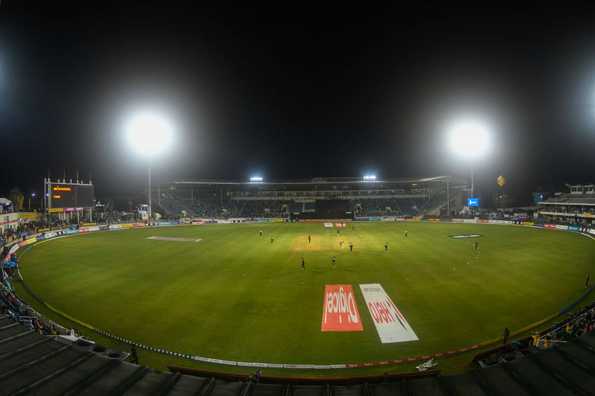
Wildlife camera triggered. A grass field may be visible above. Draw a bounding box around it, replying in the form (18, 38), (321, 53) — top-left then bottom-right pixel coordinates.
(16, 222), (595, 375)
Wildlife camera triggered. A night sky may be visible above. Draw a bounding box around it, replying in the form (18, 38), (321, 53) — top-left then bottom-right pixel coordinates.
(1, 3), (594, 205)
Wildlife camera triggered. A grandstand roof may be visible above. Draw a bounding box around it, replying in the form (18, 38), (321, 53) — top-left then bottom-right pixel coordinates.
(171, 176), (454, 186)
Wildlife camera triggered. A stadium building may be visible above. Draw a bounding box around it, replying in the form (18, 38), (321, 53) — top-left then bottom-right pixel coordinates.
(155, 176), (469, 220)
(538, 184), (595, 228)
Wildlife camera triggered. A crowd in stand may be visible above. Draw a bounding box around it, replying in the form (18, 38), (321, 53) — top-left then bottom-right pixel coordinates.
(537, 214), (593, 228)
(532, 302), (595, 349)
(0, 217), (87, 338)
(0, 253), (62, 336)
(0, 218), (74, 248)
(0, 221), (42, 246)
(476, 302), (595, 368)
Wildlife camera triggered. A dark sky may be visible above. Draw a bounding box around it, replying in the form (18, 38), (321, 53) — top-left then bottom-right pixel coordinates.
(1, 3), (594, 204)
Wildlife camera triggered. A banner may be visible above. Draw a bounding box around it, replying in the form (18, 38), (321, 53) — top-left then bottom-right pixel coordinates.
(321, 285), (363, 332)
(360, 284), (418, 343)
(79, 226), (100, 233)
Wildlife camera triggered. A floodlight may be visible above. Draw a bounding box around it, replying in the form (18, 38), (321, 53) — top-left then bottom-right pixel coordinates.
(363, 174), (377, 181)
(125, 111), (174, 157)
(250, 176), (263, 182)
(446, 118), (490, 160)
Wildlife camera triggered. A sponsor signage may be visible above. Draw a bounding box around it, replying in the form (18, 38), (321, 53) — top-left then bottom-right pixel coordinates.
(449, 234), (482, 239)
(324, 223), (333, 228)
(467, 198), (480, 207)
(42, 231), (58, 239)
(451, 218), (478, 224)
(360, 284), (418, 343)
(321, 285), (363, 332)
(79, 226), (100, 233)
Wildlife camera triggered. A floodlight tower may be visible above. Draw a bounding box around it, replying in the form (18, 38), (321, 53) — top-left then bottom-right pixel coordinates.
(446, 118), (491, 199)
(125, 111), (174, 224)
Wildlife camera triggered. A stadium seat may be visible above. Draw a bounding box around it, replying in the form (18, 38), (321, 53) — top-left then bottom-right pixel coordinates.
(2, 315), (595, 395)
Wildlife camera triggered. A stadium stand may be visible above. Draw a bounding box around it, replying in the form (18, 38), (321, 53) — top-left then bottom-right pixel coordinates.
(155, 177), (467, 219)
(538, 184), (594, 228)
(1, 312), (595, 395)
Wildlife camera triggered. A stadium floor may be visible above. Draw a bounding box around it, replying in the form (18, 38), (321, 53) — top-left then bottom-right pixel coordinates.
(15, 222), (595, 375)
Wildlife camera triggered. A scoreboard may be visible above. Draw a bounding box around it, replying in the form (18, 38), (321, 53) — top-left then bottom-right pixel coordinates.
(48, 183), (95, 209)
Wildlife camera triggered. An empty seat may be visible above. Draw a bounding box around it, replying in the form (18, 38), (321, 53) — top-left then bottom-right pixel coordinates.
(372, 381), (406, 396)
(292, 384), (325, 396)
(210, 379), (246, 396)
(333, 384), (363, 396)
(78, 361), (142, 395)
(532, 349), (595, 394)
(558, 340), (595, 370)
(472, 366), (530, 396)
(0, 339), (68, 372)
(168, 375), (209, 396)
(406, 377), (446, 396)
(123, 371), (166, 395)
(439, 372), (487, 396)
(505, 356), (575, 396)
(26, 354), (113, 396)
(0, 346), (84, 395)
(0, 331), (40, 354)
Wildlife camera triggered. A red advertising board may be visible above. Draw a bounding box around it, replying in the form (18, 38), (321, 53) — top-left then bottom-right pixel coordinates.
(321, 284), (363, 332)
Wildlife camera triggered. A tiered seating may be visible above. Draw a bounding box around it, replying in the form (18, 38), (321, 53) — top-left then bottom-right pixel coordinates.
(1, 315), (595, 395)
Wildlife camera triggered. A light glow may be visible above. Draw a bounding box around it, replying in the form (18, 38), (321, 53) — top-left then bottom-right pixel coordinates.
(249, 176), (263, 182)
(446, 118), (491, 160)
(125, 111), (174, 157)
(363, 174), (377, 181)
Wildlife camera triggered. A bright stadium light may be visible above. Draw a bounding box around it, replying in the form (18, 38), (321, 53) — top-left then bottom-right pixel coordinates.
(124, 109), (175, 225)
(363, 174), (377, 181)
(125, 111), (174, 157)
(446, 118), (491, 160)
(249, 176), (264, 183)
(446, 117), (492, 201)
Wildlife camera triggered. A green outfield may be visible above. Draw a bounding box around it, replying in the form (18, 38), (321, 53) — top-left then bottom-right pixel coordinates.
(15, 222), (595, 375)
